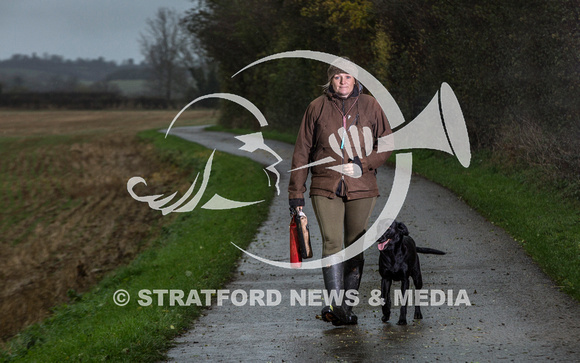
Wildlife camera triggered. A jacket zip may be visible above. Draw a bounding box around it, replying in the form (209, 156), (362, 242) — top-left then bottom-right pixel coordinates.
(332, 97), (359, 197)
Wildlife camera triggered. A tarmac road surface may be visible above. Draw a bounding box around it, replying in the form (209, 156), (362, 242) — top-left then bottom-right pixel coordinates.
(163, 126), (580, 362)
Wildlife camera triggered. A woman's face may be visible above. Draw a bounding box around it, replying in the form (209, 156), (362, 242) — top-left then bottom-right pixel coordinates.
(331, 73), (355, 98)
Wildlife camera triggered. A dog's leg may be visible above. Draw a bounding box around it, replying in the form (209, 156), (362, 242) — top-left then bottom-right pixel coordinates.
(397, 277), (409, 325)
(412, 257), (423, 320)
(380, 278), (392, 323)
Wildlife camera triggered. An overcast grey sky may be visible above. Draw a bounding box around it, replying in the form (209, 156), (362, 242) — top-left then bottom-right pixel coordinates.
(0, 0), (195, 63)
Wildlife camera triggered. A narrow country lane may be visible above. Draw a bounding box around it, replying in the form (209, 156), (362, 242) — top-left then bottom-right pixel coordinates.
(164, 126), (580, 362)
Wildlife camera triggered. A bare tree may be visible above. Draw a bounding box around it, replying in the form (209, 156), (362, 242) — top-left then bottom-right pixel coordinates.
(139, 8), (195, 102)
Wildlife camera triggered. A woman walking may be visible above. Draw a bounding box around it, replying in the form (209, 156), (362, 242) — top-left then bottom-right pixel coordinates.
(289, 58), (392, 325)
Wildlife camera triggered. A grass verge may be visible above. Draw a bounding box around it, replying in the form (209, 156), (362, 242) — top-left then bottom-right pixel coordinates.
(1, 130), (274, 362)
(409, 150), (580, 301)
(205, 125), (297, 144)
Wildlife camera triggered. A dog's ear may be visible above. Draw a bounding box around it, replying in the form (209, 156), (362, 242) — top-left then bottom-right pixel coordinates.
(398, 222), (409, 236)
(386, 221), (397, 236)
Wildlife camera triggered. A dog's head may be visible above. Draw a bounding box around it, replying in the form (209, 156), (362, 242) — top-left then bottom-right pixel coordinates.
(377, 220), (409, 251)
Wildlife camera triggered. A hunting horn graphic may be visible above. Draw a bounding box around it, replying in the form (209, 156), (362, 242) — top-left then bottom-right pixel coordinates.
(378, 82), (471, 168)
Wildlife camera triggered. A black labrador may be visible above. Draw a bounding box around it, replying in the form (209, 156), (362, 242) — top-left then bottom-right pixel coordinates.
(377, 221), (445, 325)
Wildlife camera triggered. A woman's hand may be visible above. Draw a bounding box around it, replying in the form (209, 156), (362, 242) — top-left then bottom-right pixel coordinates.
(338, 156), (363, 178)
(342, 163), (361, 177)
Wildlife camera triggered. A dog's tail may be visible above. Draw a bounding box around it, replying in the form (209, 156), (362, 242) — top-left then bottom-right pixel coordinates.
(416, 247), (446, 255)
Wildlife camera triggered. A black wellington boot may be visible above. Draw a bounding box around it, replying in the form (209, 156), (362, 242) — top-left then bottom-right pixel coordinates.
(343, 258), (364, 325)
(321, 262), (348, 326)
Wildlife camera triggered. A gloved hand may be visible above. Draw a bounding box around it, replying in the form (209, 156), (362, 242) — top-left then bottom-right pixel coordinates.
(341, 163), (360, 177)
(341, 156), (363, 178)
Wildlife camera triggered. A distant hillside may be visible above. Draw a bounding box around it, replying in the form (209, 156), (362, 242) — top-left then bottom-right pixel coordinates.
(0, 53), (151, 95)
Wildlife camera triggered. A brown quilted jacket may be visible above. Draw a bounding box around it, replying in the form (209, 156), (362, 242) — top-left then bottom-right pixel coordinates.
(288, 87), (392, 207)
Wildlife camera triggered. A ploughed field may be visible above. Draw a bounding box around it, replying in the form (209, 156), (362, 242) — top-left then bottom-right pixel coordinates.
(0, 109), (214, 342)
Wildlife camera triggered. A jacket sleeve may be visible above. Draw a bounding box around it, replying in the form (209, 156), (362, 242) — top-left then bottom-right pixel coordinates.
(288, 102), (318, 205)
(362, 97), (392, 171)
